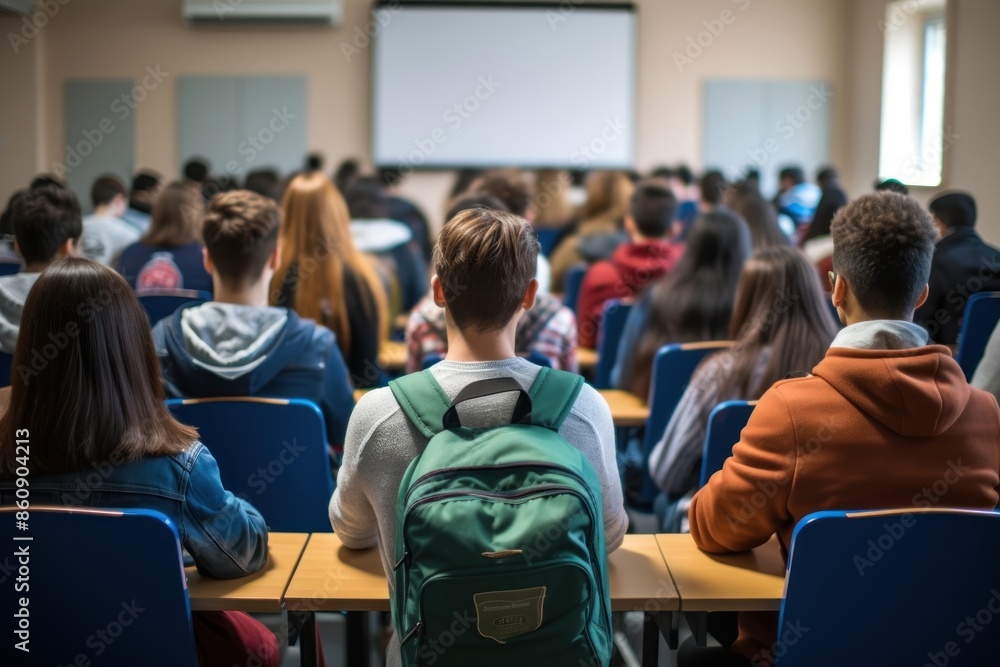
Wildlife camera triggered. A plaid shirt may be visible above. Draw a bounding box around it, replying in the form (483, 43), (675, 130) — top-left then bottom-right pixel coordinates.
(404, 292), (578, 374)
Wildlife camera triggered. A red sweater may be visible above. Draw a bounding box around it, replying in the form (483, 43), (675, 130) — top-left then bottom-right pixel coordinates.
(689, 345), (1000, 663)
(576, 240), (682, 349)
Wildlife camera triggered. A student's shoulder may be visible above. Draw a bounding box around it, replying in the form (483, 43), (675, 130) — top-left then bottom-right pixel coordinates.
(567, 382), (612, 422)
(350, 386), (409, 437)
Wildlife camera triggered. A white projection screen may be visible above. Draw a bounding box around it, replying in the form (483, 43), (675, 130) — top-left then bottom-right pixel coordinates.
(371, 2), (636, 170)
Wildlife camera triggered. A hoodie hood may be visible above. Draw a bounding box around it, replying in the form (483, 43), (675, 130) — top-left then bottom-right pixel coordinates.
(578, 230), (629, 263)
(609, 240), (683, 278)
(159, 303), (318, 395)
(813, 345), (971, 438)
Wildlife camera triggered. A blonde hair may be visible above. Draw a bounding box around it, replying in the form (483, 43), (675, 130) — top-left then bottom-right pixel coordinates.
(271, 172), (388, 352)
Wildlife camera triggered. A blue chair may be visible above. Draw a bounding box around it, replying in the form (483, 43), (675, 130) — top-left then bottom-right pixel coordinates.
(167, 397), (333, 533)
(777, 508), (1000, 666)
(138, 289), (212, 326)
(563, 263), (588, 315)
(635, 341), (735, 506)
(956, 291), (1000, 380)
(535, 228), (565, 258)
(0, 506), (198, 666)
(593, 299), (633, 389)
(0, 260), (20, 276)
(0, 351), (11, 387)
(698, 400), (756, 487)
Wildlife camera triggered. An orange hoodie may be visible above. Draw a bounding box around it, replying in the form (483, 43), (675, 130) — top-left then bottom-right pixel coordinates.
(688, 344), (1000, 662)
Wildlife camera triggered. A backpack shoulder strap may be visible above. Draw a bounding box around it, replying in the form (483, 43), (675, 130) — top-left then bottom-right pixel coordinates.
(389, 370), (452, 438)
(527, 367), (584, 431)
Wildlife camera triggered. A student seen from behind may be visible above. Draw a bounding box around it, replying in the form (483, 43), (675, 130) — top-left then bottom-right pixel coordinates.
(80, 174), (140, 266)
(330, 206), (627, 666)
(153, 190), (354, 451)
(0, 258), (276, 666)
(688, 192), (1000, 665)
(0, 186), (82, 352)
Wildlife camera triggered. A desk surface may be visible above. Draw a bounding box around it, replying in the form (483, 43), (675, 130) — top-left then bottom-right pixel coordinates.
(187, 532), (309, 612)
(657, 534), (785, 612)
(380, 340), (408, 373)
(578, 347), (598, 374)
(285, 534), (679, 612)
(598, 389), (649, 427)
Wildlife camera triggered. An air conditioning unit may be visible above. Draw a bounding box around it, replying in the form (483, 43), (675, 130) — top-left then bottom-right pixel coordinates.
(184, 0), (343, 25)
(0, 0), (35, 16)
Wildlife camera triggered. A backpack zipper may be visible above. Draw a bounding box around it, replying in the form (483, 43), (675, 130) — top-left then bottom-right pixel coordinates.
(404, 461), (586, 505)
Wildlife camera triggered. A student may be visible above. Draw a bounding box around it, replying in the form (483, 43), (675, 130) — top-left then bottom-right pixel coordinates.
(648, 246), (838, 531)
(244, 169), (282, 201)
(699, 170), (728, 212)
(0, 186), (82, 352)
(271, 172), (388, 388)
(0, 258), (276, 666)
(184, 157), (211, 188)
(154, 191), (354, 450)
(80, 174), (140, 266)
(378, 167), (433, 263)
(330, 206), (627, 667)
(688, 192), (1000, 665)
(549, 170), (634, 292)
(123, 170), (162, 234)
(914, 191), (1000, 345)
(576, 180), (683, 349)
(118, 181), (213, 293)
(406, 195), (578, 373)
(532, 168), (577, 231)
(471, 170), (552, 293)
(615, 210), (751, 398)
(971, 319), (1000, 402)
(726, 183), (789, 251)
(344, 175), (428, 316)
(874, 177), (909, 195)
(774, 165), (821, 238)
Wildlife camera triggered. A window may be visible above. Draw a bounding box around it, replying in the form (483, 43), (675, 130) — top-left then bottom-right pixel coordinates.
(878, 0), (948, 187)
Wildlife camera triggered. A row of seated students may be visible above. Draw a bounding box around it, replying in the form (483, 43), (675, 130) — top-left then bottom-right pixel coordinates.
(0, 164), (999, 664)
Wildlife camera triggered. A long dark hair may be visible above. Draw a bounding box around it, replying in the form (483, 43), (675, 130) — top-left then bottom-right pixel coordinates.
(715, 246), (839, 399)
(628, 210), (751, 398)
(140, 181), (203, 247)
(729, 183), (789, 250)
(0, 258), (197, 475)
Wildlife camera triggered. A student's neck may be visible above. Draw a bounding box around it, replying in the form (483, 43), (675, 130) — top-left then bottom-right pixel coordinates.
(93, 205), (117, 217)
(444, 323), (518, 364)
(23, 259), (54, 274)
(212, 280), (270, 308)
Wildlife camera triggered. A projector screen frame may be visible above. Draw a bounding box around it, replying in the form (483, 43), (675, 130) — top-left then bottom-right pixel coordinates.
(370, 0), (638, 173)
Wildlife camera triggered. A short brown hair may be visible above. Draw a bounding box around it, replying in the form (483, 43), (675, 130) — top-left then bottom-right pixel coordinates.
(141, 181), (204, 247)
(203, 190), (280, 290)
(90, 174), (127, 208)
(433, 207), (539, 332)
(832, 192), (936, 317)
(472, 171), (532, 217)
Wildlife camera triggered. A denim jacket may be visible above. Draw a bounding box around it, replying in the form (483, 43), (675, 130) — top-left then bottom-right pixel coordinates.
(0, 441), (268, 579)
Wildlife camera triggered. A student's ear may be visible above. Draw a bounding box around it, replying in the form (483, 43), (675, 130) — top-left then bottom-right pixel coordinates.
(56, 237), (75, 258)
(202, 247), (215, 276)
(431, 275), (447, 308)
(268, 239), (282, 271)
(521, 278), (539, 312)
(914, 283), (930, 310)
(831, 273), (848, 321)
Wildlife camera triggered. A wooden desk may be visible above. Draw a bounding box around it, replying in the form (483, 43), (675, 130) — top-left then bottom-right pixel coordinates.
(286, 534), (677, 667)
(578, 347), (598, 374)
(657, 534), (786, 612)
(599, 389), (649, 427)
(186, 532), (310, 612)
(379, 340), (408, 373)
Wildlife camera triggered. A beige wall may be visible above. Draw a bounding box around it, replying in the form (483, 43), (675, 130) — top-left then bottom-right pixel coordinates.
(2, 0), (997, 242)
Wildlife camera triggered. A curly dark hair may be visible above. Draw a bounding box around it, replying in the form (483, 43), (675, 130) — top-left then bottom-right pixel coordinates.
(831, 192), (937, 317)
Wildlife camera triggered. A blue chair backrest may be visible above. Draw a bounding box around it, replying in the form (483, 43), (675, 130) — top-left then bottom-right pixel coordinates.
(535, 228), (565, 258)
(593, 299), (633, 389)
(956, 291), (1000, 380)
(0, 351), (11, 387)
(0, 506), (198, 666)
(167, 397), (333, 532)
(698, 400), (756, 488)
(777, 508), (1000, 666)
(138, 289), (212, 326)
(0, 260), (20, 276)
(637, 341), (734, 505)
(563, 263), (588, 315)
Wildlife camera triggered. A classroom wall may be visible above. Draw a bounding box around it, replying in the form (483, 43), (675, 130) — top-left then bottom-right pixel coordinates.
(1, 0), (996, 243)
(847, 0), (1000, 243)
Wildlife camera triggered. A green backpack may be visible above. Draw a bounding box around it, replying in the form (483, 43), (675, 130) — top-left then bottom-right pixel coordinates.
(388, 367), (612, 667)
